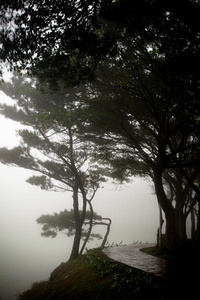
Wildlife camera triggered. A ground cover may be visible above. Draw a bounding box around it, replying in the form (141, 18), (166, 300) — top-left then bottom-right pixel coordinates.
(17, 249), (166, 300)
(18, 243), (200, 300)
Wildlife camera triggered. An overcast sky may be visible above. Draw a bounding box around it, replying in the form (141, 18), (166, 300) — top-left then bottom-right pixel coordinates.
(0, 90), (159, 300)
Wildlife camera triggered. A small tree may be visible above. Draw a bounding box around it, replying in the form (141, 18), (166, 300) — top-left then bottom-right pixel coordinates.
(36, 209), (111, 249)
(0, 74), (110, 260)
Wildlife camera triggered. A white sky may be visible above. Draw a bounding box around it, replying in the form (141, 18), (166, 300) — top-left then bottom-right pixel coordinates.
(0, 90), (159, 299)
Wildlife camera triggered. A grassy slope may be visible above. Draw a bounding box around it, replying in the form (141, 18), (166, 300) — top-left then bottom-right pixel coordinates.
(18, 249), (165, 300)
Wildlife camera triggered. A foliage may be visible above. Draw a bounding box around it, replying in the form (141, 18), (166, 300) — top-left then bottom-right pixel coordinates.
(108, 0), (200, 80)
(36, 209), (103, 241)
(76, 30), (200, 247)
(0, 74), (111, 259)
(1, 0), (200, 89)
(0, 0), (116, 87)
(18, 249), (165, 300)
(1, 0), (200, 250)
(85, 249), (161, 295)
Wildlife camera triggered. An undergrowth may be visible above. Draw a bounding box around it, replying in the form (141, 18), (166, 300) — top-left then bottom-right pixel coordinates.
(85, 249), (164, 297)
(18, 248), (166, 300)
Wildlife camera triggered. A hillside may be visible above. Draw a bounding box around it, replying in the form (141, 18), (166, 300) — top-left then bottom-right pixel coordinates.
(17, 249), (166, 300)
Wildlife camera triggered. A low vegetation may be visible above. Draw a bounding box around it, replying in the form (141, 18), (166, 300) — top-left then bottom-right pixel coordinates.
(17, 242), (200, 299)
(17, 249), (166, 300)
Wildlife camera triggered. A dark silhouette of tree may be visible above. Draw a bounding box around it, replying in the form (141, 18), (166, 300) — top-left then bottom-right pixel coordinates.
(1, 0), (200, 249)
(36, 209), (111, 249)
(77, 33), (200, 248)
(0, 0), (115, 87)
(1, 0), (200, 89)
(161, 168), (200, 245)
(0, 74), (110, 260)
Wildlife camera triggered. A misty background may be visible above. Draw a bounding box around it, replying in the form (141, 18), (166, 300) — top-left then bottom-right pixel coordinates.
(0, 90), (159, 299)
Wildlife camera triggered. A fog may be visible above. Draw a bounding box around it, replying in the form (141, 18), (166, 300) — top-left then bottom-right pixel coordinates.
(0, 92), (159, 300)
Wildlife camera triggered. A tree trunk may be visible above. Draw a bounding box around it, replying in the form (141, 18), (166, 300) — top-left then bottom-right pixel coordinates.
(69, 222), (82, 261)
(69, 184), (82, 261)
(174, 172), (188, 245)
(153, 170), (177, 249)
(79, 199), (93, 255)
(101, 218), (112, 248)
(175, 195), (187, 245)
(68, 128), (87, 260)
(164, 212), (177, 249)
(175, 208), (187, 245)
(191, 207), (196, 241)
(157, 203), (164, 247)
(197, 198), (200, 242)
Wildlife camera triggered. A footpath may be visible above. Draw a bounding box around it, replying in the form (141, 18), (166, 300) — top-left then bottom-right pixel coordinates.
(102, 243), (169, 279)
(102, 243), (199, 298)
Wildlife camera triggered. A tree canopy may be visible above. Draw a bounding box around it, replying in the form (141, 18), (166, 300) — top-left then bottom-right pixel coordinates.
(1, 1), (200, 88)
(1, 0), (200, 250)
(0, 0), (115, 88)
(36, 209), (111, 249)
(0, 73), (111, 259)
(37, 209), (102, 239)
(73, 16), (200, 247)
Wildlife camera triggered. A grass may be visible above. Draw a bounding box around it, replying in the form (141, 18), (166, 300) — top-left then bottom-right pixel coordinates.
(17, 249), (166, 300)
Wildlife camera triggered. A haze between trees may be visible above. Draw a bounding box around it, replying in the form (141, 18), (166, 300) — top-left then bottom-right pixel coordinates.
(0, 0), (200, 251)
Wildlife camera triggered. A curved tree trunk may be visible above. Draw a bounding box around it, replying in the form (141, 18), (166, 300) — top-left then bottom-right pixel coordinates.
(101, 218), (112, 248)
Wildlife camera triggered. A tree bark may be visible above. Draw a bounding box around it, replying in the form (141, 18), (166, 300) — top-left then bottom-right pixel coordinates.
(175, 207), (187, 245)
(69, 221), (82, 261)
(101, 218), (112, 248)
(197, 197), (200, 242)
(157, 203), (164, 247)
(68, 128), (87, 260)
(153, 170), (177, 249)
(191, 207), (196, 241)
(69, 184), (82, 261)
(79, 199), (94, 255)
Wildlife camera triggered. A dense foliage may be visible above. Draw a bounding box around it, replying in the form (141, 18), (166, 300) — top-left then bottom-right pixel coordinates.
(0, 0), (115, 88)
(1, 0), (200, 250)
